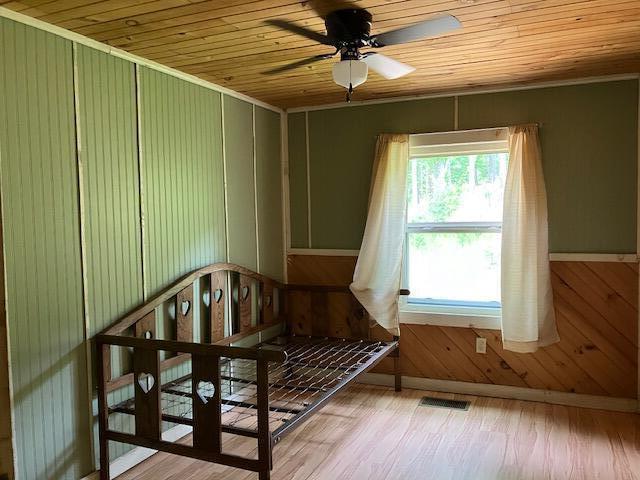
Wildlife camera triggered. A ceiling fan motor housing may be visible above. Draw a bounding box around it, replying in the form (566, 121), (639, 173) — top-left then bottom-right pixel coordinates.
(325, 9), (373, 47)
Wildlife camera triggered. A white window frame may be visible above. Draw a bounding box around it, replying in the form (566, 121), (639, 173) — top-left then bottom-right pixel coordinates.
(400, 128), (509, 329)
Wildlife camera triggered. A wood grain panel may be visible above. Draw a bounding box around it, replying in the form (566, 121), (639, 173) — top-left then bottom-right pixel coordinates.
(192, 354), (221, 452)
(287, 255), (638, 398)
(133, 348), (161, 440)
(261, 282), (274, 326)
(134, 311), (156, 340)
(4, 1), (640, 108)
(287, 255), (357, 285)
(239, 274), (253, 333)
(176, 284), (194, 342)
(209, 271), (226, 343)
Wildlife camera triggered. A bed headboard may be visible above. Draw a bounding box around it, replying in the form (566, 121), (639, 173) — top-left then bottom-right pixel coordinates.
(98, 263), (285, 391)
(285, 284), (372, 339)
(103, 262), (285, 340)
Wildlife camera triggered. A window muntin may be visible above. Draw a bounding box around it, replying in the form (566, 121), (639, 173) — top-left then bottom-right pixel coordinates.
(405, 150), (508, 311)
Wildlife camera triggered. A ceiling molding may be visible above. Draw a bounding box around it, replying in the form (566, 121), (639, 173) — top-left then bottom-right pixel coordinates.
(286, 72), (640, 113)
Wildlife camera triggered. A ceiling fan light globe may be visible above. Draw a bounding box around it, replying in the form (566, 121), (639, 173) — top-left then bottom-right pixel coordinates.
(332, 60), (368, 89)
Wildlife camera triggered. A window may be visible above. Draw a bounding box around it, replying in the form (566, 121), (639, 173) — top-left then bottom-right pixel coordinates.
(402, 129), (509, 323)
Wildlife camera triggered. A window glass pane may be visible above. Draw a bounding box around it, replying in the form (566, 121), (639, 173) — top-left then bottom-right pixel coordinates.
(407, 232), (501, 305)
(407, 153), (508, 224)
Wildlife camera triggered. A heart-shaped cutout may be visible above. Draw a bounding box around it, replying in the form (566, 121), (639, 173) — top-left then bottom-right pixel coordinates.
(265, 295), (272, 307)
(137, 372), (155, 394)
(213, 289), (223, 304)
(202, 290), (210, 307)
(181, 300), (191, 316)
(241, 286), (249, 301)
(196, 380), (215, 404)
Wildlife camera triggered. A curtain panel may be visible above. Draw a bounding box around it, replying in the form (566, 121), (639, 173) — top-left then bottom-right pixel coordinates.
(350, 134), (409, 336)
(501, 125), (559, 352)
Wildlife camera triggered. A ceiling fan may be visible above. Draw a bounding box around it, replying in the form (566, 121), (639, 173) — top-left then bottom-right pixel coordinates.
(264, 6), (462, 102)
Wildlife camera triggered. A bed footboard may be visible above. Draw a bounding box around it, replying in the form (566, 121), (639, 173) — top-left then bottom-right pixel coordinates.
(95, 334), (285, 480)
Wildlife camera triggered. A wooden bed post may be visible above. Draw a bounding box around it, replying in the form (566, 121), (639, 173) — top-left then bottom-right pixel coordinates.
(96, 342), (110, 480)
(393, 335), (402, 392)
(257, 357), (272, 480)
(192, 354), (222, 452)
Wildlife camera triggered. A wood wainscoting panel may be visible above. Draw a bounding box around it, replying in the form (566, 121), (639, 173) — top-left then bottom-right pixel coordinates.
(286, 255), (638, 398)
(287, 255), (357, 286)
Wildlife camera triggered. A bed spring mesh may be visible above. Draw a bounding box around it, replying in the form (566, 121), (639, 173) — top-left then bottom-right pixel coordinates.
(110, 337), (393, 433)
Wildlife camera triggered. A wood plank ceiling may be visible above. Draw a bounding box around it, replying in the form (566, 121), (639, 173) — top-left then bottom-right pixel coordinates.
(2, 0), (640, 108)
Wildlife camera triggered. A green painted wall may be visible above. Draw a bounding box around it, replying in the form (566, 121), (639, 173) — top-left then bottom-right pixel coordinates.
(287, 112), (308, 248)
(223, 95), (257, 270)
(255, 106), (284, 281)
(0, 21), (91, 480)
(139, 67), (226, 296)
(306, 97), (455, 249)
(76, 45), (143, 462)
(457, 81), (638, 253)
(0, 18), (284, 480)
(291, 81), (638, 252)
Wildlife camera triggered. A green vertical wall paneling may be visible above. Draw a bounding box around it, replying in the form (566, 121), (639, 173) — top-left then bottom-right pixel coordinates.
(0, 19), (91, 480)
(139, 67), (226, 296)
(77, 45), (143, 338)
(287, 112), (308, 248)
(0, 18), (284, 478)
(457, 80), (638, 253)
(223, 95), (258, 269)
(255, 106), (284, 280)
(307, 97), (456, 248)
(75, 45), (143, 463)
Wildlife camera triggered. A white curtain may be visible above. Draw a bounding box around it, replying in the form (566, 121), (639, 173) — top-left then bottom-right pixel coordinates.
(350, 134), (409, 336)
(501, 125), (559, 353)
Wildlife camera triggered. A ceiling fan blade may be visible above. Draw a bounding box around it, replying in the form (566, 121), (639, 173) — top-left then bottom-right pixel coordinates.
(263, 54), (333, 75)
(362, 53), (415, 80)
(265, 19), (335, 45)
(372, 14), (461, 47)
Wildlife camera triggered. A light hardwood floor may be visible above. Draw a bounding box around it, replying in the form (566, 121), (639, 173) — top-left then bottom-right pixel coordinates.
(117, 384), (640, 480)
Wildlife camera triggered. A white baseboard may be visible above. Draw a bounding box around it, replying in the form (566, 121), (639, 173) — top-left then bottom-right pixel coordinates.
(81, 424), (193, 480)
(359, 373), (639, 413)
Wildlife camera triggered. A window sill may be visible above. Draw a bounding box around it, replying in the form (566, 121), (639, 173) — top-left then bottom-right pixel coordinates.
(399, 310), (501, 330)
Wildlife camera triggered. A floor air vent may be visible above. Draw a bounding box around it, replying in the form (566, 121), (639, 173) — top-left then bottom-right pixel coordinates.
(419, 396), (470, 411)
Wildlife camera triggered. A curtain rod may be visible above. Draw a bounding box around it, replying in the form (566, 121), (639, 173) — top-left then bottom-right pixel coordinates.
(409, 123), (541, 136)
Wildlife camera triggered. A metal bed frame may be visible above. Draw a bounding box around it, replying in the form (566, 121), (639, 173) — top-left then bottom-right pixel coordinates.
(94, 263), (401, 480)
